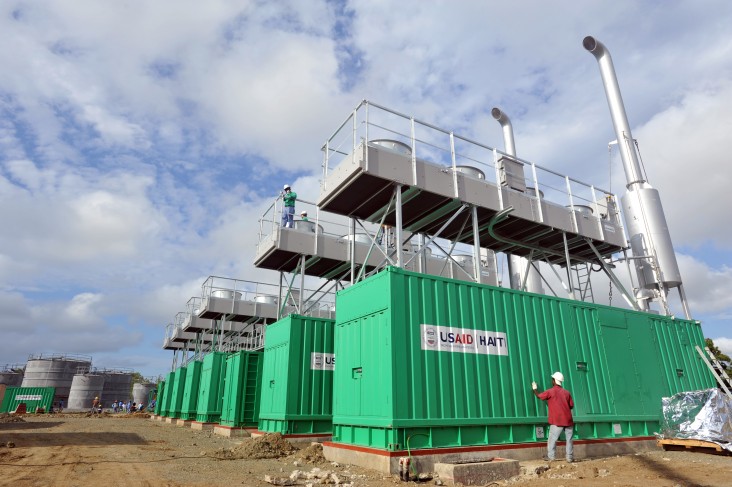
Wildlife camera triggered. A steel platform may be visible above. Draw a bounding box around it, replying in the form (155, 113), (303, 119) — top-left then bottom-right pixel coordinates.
(254, 226), (391, 278)
(197, 296), (283, 322)
(317, 142), (626, 266)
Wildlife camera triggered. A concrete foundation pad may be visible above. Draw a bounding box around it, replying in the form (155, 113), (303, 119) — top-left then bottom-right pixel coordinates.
(149, 415), (157, 421)
(190, 421), (216, 431)
(176, 419), (193, 427)
(164, 417), (176, 424)
(213, 425), (256, 438)
(434, 458), (520, 486)
(251, 430), (332, 444)
(323, 437), (658, 475)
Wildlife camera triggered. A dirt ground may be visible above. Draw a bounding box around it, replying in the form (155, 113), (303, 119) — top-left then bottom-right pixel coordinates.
(1, 414), (732, 487)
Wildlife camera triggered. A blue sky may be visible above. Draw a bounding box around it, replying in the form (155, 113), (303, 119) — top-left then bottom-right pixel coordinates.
(1, 0), (732, 376)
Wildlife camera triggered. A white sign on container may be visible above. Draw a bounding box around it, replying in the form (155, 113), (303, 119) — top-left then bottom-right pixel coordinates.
(310, 353), (335, 371)
(420, 324), (508, 356)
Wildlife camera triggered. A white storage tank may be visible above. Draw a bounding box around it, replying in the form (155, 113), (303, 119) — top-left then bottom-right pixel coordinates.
(21, 355), (92, 403)
(132, 383), (156, 408)
(67, 374), (105, 410)
(100, 371), (133, 407)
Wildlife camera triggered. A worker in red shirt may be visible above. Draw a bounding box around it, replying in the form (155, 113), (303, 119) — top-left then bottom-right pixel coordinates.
(532, 371), (574, 462)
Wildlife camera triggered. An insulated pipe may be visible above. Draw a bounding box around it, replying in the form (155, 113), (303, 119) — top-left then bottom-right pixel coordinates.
(583, 36), (645, 188)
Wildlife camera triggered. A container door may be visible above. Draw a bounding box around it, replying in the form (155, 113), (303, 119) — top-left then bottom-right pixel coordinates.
(263, 344), (287, 415)
(570, 305), (612, 416)
(334, 318), (362, 417)
(598, 309), (641, 415)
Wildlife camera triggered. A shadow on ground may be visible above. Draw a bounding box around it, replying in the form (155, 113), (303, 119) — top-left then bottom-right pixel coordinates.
(0, 432), (147, 447)
(0, 421), (63, 431)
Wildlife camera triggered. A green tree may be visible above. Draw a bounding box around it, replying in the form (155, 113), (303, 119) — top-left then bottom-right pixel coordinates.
(705, 338), (730, 361)
(131, 371), (146, 384)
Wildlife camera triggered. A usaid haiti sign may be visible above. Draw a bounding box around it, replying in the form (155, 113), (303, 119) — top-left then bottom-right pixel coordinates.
(420, 324), (508, 356)
(310, 352), (335, 371)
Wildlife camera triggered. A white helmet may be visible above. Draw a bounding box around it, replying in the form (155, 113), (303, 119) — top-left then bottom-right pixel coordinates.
(300, 211), (307, 215)
(283, 184), (291, 190)
(551, 371), (564, 385)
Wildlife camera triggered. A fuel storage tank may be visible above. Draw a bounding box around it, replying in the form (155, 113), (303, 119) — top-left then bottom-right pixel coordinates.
(21, 355), (92, 403)
(67, 374), (106, 410)
(101, 370), (133, 407)
(132, 383), (156, 407)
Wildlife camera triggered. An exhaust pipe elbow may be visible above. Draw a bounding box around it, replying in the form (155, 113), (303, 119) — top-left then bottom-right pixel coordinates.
(491, 107), (509, 124)
(491, 107), (516, 156)
(583, 35), (606, 60)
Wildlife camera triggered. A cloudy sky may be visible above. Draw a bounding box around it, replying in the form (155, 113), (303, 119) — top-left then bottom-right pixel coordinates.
(1, 0), (731, 377)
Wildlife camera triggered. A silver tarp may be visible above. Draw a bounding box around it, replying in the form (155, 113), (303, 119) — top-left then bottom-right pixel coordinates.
(658, 388), (732, 451)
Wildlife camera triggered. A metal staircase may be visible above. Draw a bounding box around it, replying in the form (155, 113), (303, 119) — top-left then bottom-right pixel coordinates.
(695, 345), (732, 398)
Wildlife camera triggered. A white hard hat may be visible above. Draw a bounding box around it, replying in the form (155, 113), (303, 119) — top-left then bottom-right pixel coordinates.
(551, 372), (564, 384)
(300, 211), (307, 215)
(283, 184), (291, 190)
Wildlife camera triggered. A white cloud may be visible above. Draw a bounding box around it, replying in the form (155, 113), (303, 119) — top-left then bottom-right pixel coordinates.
(1, 1), (732, 376)
(677, 254), (732, 314)
(635, 83), (732, 249)
(712, 337), (732, 358)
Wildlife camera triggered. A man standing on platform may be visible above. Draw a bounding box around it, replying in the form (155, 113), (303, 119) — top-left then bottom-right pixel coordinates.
(281, 184), (297, 228)
(532, 371), (574, 462)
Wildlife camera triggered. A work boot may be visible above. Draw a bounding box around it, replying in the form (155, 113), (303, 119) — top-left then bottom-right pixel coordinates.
(541, 456), (554, 462)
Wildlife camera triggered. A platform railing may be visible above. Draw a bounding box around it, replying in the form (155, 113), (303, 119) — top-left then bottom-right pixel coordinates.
(321, 100), (624, 232)
(199, 275), (336, 317)
(257, 197), (385, 253)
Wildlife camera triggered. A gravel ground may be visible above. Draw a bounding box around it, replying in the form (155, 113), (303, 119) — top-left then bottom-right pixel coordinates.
(0, 414), (731, 486)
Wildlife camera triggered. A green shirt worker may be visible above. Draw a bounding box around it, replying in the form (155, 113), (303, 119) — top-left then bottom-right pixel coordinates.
(281, 184), (297, 228)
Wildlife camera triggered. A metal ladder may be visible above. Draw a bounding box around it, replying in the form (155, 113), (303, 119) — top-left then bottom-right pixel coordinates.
(695, 345), (732, 398)
(573, 262), (595, 303)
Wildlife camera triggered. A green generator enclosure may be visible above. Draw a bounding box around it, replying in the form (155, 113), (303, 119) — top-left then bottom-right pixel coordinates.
(180, 360), (202, 420)
(168, 366), (188, 419)
(220, 351), (264, 427)
(332, 267), (715, 451)
(154, 381), (165, 415)
(0, 387), (55, 413)
(195, 351), (228, 423)
(160, 371), (175, 417)
(258, 315), (335, 435)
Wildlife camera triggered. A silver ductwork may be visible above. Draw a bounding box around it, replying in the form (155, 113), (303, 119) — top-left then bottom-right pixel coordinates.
(584, 36), (688, 317)
(491, 107), (544, 295)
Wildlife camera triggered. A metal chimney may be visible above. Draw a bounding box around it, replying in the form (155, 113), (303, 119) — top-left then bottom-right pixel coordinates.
(584, 36), (690, 318)
(491, 107), (544, 295)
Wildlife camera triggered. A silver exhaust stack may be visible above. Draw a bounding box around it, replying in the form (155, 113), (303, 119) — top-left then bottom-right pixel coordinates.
(491, 107), (544, 295)
(584, 36), (690, 318)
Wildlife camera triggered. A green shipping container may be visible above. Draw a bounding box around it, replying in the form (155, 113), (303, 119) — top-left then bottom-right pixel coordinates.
(154, 381), (165, 415)
(180, 361), (202, 420)
(258, 315), (335, 435)
(160, 371), (175, 417)
(0, 387), (55, 413)
(220, 351), (264, 427)
(196, 351), (228, 423)
(332, 266), (715, 451)
(168, 366), (188, 419)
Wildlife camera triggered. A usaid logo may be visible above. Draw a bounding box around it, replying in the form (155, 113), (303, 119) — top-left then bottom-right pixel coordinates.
(311, 352), (335, 371)
(420, 324), (508, 356)
(424, 327), (437, 347)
